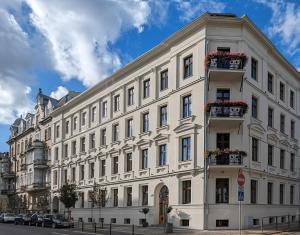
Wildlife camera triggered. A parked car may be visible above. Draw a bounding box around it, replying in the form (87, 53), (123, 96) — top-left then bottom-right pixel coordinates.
(0, 213), (16, 223)
(42, 214), (73, 228)
(29, 213), (43, 226)
(14, 214), (31, 225)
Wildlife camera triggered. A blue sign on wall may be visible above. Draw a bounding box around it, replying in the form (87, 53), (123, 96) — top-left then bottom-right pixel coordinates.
(238, 191), (244, 201)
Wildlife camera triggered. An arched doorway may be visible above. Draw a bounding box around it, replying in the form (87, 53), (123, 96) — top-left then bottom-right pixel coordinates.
(158, 185), (169, 224)
(52, 196), (59, 213)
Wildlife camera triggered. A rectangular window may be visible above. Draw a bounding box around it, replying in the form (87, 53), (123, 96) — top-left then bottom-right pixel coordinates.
(56, 125), (60, 138)
(159, 144), (167, 166)
(279, 184), (284, 204)
(216, 89), (230, 101)
(182, 95), (192, 118)
(252, 137), (258, 161)
(127, 118), (133, 138)
(89, 162), (94, 178)
(143, 79), (150, 98)
(91, 107), (96, 122)
(268, 107), (273, 128)
(280, 149), (285, 169)
(126, 187), (132, 206)
(114, 95), (120, 112)
(268, 144), (273, 166)
(90, 133), (95, 149)
(216, 133), (230, 149)
(141, 185), (148, 206)
(80, 137), (86, 152)
(72, 167), (76, 182)
(100, 159), (106, 176)
(290, 90), (295, 108)
(55, 147), (59, 160)
(267, 72), (273, 93)
(267, 182), (273, 204)
(73, 117), (77, 130)
(64, 144), (68, 159)
(100, 190), (106, 207)
(128, 87), (134, 106)
(216, 178), (229, 203)
(280, 82), (285, 101)
(290, 153), (295, 172)
(112, 156), (118, 174)
(113, 124), (119, 142)
(251, 57), (257, 80)
(216, 220), (229, 227)
(160, 70), (168, 91)
(182, 180), (191, 204)
(102, 101), (107, 118)
(80, 165), (85, 180)
(291, 120), (295, 139)
(126, 153), (132, 172)
(250, 180), (257, 204)
(80, 192), (84, 208)
(101, 128), (106, 146)
(280, 114), (285, 133)
(181, 137), (191, 161)
(65, 121), (69, 135)
(142, 112), (149, 132)
(82, 112), (86, 126)
(252, 96), (258, 119)
(290, 185), (294, 205)
(183, 55), (193, 78)
(113, 188), (118, 207)
(53, 170), (58, 185)
(160, 105), (168, 127)
(141, 149), (148, 169)
(72, 141), (76, 155)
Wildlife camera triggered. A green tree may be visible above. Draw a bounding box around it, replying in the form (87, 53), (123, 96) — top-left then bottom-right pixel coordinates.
(59, 183), (78, 220)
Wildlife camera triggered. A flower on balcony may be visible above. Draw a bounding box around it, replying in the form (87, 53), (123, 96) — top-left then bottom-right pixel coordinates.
(207, 149), (247, 156)
(205, 100), (248, 113)
(205, 51), (248, 69)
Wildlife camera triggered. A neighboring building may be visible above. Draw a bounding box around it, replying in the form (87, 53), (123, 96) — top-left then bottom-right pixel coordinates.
(0, 152), (10, 211)
(49, 13), (300, 230)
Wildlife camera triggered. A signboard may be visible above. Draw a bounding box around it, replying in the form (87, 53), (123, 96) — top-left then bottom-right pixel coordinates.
(238, 191), (244, 201)
(237, 169), (245, 201)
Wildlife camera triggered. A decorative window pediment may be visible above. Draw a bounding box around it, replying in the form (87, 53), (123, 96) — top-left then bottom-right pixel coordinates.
(173, 123), (201, 134)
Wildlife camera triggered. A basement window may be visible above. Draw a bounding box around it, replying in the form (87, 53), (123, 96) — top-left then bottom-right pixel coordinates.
(216, 219), (229, 227)
(180, 219), (189, 226)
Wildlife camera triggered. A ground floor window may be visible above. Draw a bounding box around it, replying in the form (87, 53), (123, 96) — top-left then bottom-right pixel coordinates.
(180, 219), (189, 226)
(124, 218), (130, 224)
(216, 220), (229, 227)
(253, 219), (259, 226)
(216, 178), (229, 203)
(182, 180), (191, 204)
(111, 218), (116, 223)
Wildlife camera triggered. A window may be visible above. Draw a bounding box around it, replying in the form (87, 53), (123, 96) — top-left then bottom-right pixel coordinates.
(91, 107), (96, 122)
(113, 188), (118, 207)
(216, 89), (230, 101)
(268, 144), (273, 166)
(142, 112), (149, 132)
(53, 170), (58, 185)
(72, 167), (76, 182)
(252, 96), (258, 119)
(112, 124), (119, 142)
(253, 219), (260, 226)
(56, 125), (60, 138)
(111, 218), (116, 223)
(217, 47), (230, 53)
(279, 184), (284, 204)
(73, 117), (78, 130)
(128, 87), (134, 106)
(252, 137), (258, 161)
(126, 153), (132, 172)
(141, 185), (148, 206)
(64, 144), (68, 158)
(100, 190), (106, 207)
(55, 147), (59, 161)
(250, 180), (257, 204)
(80, 192), (84, 208)
(80, 165), (85, 180)
(71, 141), (76, 155)
(112, 156), (118, 174)
(160, 105), (168, 127)
(160, 70), (168, 91)
(181, 220), (190, 227)
(280, 114), (285, 133)
(82, 112), (86, 126)
(159, 144), (167, 166)
(182, 95), (192, 118)
(268, 107), (273, 127)
(101, 128), (106, 146)
(251, 57), (257, 80)
(90, 133), (95, 149)
(280, 82), (285, 101)
(182, 180), (191, 204)
(216, 220), (229, 227)
(89, 162), (94, 178)
(141, 149), (148, 169)
(267, 72), (273, 93)
(126, 187), (132, 206)
(100, 159), (106, 176)
(127, 119), (133, 138)
(290, 153), (295, 172)
(216, 178), (229, 203)
(291, 120), (295, 139)
(280, 149), (285, 169)
(267, 182), (273, 204)
(102, 101), (107, 118)
(143, 79), (150, 98)
(217, 133), (230, 149)
(80, 137), (86, 152)
(114, 95), (120, 112)
(183, 55), (193, 78)
(290, 185), (294, 205)
(290, 90), (295, 108)
(65, 121), (69, 135)
(124, 218), (130, 224)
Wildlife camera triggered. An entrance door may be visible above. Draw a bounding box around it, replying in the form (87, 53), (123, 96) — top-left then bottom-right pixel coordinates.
(159, 186), (169, 224)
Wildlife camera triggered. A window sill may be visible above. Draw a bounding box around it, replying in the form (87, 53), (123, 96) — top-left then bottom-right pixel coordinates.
(179, 115), (195, 124)
(279, 132), (288, 138)
(111, 141), (121, 147)
(99, 145), (107, 150)
(124, 136), (135, 142)
(79, 151), (87, 156)
(89, 148), (97, 153)
(267, 126), (277, 133)
(139, 131), (151, 137)
(156, 125), (169, 133)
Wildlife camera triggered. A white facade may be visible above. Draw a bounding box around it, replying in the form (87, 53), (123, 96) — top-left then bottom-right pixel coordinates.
(50, 13), (300, 230)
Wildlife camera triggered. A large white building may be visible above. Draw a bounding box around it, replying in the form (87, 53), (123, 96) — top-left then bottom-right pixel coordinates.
(49, 13), (300, 230)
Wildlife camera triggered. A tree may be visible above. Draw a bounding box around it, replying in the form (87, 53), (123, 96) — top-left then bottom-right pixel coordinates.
(59, 183), (78, 220)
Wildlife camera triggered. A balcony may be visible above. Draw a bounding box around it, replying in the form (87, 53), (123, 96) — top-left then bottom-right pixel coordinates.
(206, 101), (248, 127)
(1, 172), (15, 179)
(207, 150), (246, 168)
(26, 183), (47, 192)
(33, 159), (49, 168)
(1, 189), (14, 195)
(206, 52), (247, 81)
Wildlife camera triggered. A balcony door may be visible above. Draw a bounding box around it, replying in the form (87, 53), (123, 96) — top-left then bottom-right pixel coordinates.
(216, 133), (230, 165)
(216, 89), (230, 102)
(216, 178), (229, 203)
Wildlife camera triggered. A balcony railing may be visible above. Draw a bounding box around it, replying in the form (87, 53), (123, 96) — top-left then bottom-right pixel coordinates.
(207, 150), (246, 166)
(33, 159), (48, 168)
(2, 172), (15, 178)
(206, 52), (247, 70)
(1, 189), (14, 194)
(26, 182), (47, 191)
(206, 101), (248, 118)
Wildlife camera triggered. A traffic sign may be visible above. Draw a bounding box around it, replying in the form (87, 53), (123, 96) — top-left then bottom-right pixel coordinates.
(237, 169), (245, 186)
(238, 191), (244, 201)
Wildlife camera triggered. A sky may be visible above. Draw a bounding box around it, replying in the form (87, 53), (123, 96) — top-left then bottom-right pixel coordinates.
(0, 0), (300, 151)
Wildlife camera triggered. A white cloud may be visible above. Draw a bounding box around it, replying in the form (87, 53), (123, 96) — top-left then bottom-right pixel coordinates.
(26, 0), (151, 87)
(175, 0), (226, 22)
(50, 86), (69, 100)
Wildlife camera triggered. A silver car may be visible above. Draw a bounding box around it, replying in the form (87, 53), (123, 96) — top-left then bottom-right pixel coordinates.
(0, 213), (16, 223)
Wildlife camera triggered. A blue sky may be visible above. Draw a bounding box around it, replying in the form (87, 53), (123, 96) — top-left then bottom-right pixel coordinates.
(0, 0), (300, 151)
